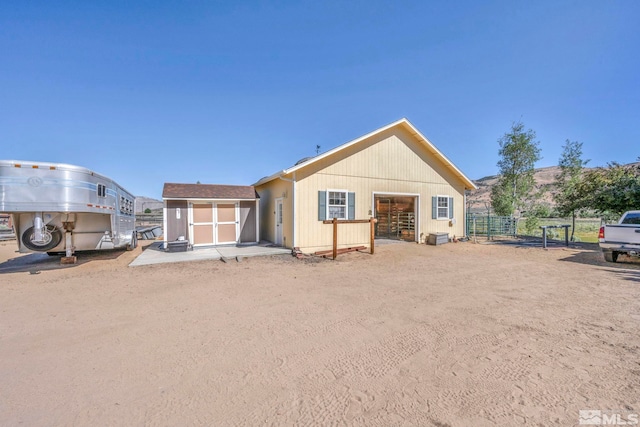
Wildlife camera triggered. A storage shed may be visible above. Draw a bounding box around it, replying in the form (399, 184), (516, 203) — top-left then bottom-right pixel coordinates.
(162, 183), (259, 248)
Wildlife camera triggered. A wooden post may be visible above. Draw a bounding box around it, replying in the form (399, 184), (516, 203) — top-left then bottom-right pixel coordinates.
(370, 217), (375, 254)
(332, 217), (338, 260)
(319, 218), (377, 259)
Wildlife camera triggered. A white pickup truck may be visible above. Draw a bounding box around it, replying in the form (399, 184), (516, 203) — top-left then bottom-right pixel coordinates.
(598, 210), (640, 262)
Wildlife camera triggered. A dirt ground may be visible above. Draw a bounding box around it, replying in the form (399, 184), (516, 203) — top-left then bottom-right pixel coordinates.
(0, 238), (639, 426)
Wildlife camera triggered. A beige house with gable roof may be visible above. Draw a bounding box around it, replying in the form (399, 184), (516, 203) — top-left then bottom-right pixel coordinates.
(253, 118), (476, 253)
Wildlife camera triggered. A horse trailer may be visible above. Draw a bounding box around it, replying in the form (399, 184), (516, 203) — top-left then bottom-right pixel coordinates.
(0, 160), (137, 258)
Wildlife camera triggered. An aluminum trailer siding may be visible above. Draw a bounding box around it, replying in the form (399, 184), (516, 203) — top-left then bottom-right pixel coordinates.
(0, 160), (136, 255)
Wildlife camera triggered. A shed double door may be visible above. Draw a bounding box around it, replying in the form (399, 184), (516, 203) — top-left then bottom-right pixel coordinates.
(190, 202), (239, 246)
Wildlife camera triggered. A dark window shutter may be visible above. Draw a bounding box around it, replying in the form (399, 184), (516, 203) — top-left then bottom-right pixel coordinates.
(348, 192), (355, 220)
(432, 196), (437, 219)
(449, 197), (454, 219)
(318, 191), (326, 221)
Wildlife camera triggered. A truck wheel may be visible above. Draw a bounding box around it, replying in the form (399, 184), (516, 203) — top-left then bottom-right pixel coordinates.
(604, 251), (619, 263)
(126, 232), (138, 251)
(22, 225), (63, 252)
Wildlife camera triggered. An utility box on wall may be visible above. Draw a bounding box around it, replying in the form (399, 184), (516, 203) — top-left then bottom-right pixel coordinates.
(427, 232), (449, 245)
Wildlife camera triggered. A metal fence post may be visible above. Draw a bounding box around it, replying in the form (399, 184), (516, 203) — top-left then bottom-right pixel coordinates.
(473, 215), (477, 243)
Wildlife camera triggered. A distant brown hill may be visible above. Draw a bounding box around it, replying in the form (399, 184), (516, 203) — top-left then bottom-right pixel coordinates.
(135, 196), (163, 213)
(467, 162), (640, 213)
(468, 166), (559, 212)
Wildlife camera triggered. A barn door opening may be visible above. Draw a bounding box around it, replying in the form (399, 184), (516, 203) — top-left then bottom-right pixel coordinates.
(374, 195), (416, 242)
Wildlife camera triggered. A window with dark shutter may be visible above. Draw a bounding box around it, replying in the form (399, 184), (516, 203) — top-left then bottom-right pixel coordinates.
(433, 196), (452, 220)
(318, 191), (326, 221)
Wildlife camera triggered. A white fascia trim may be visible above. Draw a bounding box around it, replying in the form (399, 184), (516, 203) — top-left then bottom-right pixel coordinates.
(163, 200), (168, 249)
(404, 125), (477, 191)
(255, 199), (260, 243)
(252, 169), (288, 187)
(372, 191), (421, 197)
(292, 172), (296, 247)
(285, 119), (407, 175)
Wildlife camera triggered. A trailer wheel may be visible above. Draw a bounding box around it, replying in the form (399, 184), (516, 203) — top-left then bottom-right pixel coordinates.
(604, 251), (619, 263)
(126, 232), (137, 251)
(22, 225), (63, 252)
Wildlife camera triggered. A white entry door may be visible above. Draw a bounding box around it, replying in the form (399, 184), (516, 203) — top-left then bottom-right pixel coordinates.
(275, 198), (283, 245)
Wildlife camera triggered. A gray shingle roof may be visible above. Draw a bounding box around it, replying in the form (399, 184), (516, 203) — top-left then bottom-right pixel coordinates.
(162, 183), (259, 199)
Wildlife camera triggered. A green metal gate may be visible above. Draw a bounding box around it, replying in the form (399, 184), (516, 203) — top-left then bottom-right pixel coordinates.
(466, 214), (517, 238)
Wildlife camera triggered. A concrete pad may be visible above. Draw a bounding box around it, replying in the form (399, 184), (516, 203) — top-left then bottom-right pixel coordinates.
(129, 242), (290, 267)
(216, 245), (290, 258)
(129, 242), (221, 267)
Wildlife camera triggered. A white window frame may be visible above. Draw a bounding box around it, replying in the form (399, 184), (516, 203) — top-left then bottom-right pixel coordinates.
(436, 195), (450, 220)
(326, 189), (349, 220)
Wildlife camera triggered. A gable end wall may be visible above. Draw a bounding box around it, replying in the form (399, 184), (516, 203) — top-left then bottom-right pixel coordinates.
(294, 128), (467, 252)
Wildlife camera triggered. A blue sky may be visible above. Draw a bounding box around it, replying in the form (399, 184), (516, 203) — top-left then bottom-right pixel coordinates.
(1, 1), (638, 199)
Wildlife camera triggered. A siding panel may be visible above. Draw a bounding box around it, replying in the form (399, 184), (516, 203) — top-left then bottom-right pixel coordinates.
(166, 200), (188, 241)
(255, 179), (293, 247)
(239, 200), (257, 243)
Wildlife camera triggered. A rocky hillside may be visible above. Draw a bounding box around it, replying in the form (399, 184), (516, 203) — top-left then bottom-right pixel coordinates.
(468, 166), (560, 212)
(467, 162), (640, 213)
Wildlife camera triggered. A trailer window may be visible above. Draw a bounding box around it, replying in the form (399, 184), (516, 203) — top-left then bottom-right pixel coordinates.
(97, 184), (106, 197)
(120, 196), (134, 216)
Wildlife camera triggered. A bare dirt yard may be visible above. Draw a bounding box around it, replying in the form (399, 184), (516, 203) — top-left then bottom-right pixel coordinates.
(1, 239), (639, 426)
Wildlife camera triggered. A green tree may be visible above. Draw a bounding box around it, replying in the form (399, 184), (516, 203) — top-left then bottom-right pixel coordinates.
(579, 162), (640, 218)
(553, 140), (589, 240)
(144, 208), (152, 214)
(490, 121), (542, 216)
